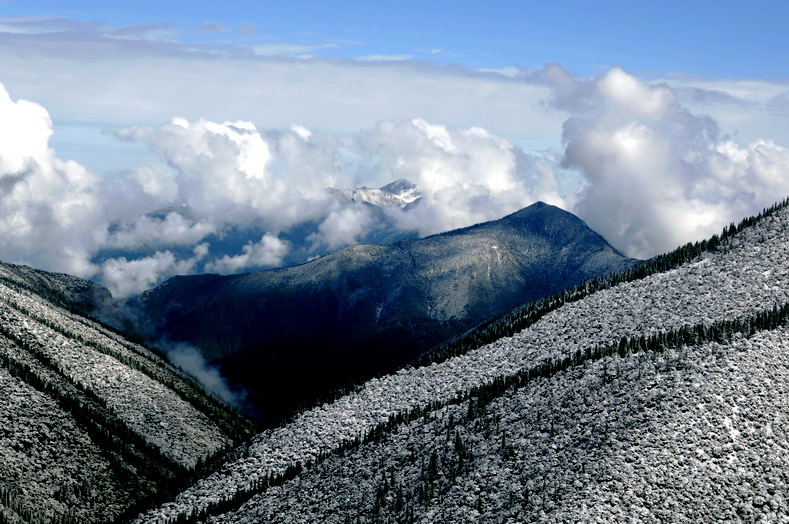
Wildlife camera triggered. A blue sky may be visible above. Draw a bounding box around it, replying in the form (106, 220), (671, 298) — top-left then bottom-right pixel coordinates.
(0, 1), (788, 295)
(3, 1), (788, 77)
(0, 0), (786, 171)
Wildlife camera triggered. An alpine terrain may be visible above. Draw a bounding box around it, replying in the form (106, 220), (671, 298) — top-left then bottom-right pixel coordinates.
(134, 197), (789, 523)
(111, 179), (423, 274)
(0, 263), (256, 523)
(123, 202), (636, 423)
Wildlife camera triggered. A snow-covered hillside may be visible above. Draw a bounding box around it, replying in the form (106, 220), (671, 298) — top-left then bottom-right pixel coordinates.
(219, 325), (789, 523)
(136, 201), (789, 522)
(0, 269), (255, 523)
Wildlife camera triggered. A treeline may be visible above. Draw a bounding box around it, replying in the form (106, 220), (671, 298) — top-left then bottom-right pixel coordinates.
(416, 197), (789, 368)
(458, 302), (789, 411)
(0, 268), (100, 318)
(0, 333), (189, 521)
(0, 328), (244, 524)
(155, 459), (312, 524)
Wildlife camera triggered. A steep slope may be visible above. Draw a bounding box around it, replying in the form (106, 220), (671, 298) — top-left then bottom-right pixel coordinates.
(215, 324), (789, 523)
(135, 199), (789, 523)
(0, 268), (255, 523)
(0, 261), (110, 316)
(126, 202), (635, 422)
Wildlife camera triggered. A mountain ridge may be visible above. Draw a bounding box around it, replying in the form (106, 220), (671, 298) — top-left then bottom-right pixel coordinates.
(0, 262), (256, 523)
(3, 198), (787, 522)
(123, 201), (636, 423)
(329, 178), (421, 209)
(133, 197), (789, 523)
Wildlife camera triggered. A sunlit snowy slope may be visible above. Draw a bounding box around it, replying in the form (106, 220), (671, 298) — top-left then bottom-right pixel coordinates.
(0, 264), (255, 524)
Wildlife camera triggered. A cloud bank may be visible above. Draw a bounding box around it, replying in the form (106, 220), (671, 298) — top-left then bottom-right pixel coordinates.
(0, 84), (105, 277)
(547, 65), (789, 258)
(0, 64), (788, 298)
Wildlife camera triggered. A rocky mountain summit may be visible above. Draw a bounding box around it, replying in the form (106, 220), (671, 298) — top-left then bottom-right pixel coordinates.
(126, 202), (635, 423)
(330, 178), (421, 209)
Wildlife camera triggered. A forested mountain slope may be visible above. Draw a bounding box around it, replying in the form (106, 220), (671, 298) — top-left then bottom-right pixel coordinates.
(0, 267), (255, 524)
(0, 261), (110, 317)
(220, 322), (789, 523)
(136, 198), (789, 523)
(126, 202), (635, 423)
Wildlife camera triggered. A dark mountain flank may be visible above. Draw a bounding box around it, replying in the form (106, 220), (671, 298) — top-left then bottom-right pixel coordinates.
(127, 202), (636, 422)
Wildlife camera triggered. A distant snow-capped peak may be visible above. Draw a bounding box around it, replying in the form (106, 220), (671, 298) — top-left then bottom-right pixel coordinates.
(331, 179), (421, 208)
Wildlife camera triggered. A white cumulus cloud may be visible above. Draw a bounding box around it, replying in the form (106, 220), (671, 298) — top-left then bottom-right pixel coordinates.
(1, 66), (789, 299)
(106, 212), (217, 250)
(0, 83), (105, 277)
(311, 205), (375, 250)
(206, 234), (289, 274)
(354, 118), (567, 236)
(98, 244), (208, 299)
(118, 116), (567, 251)
(551, 66), (789, 258)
